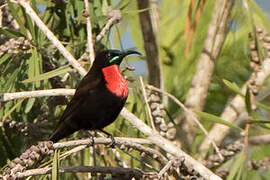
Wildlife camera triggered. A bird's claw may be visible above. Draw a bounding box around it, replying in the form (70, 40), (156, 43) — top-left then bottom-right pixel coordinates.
(108, 135), (116, 148)
(86, 132), (95, 146)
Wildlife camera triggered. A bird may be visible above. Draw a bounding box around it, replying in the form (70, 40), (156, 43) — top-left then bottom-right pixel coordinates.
(49, 49), (141, 143)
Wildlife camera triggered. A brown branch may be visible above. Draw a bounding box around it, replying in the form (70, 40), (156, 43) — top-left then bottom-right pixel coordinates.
(83, 0), (95, 64)
(137, 0), (163, 88)
(181, 0), (233, 144)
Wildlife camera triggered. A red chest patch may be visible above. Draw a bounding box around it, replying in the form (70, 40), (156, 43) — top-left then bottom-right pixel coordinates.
(102, 65), (129, 98)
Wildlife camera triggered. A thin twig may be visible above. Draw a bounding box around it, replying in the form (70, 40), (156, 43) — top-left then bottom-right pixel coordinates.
(77, 6), (122, 62)
(158, 157), (183, 179)
(61, 145), (87, 159)
(146, 85), (224, 161)
(139, 76), (157, 131)
(95, 6), (122, 42)
(243, 123), (251, 156)
(83, 0), (95, 64)
(11, 0), (87, 76)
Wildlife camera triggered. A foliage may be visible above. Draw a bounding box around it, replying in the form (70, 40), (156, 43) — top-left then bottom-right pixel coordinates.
(0, 0), (270, 179)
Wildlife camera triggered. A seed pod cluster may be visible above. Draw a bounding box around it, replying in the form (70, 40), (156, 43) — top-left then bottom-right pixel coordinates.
(3, 110), (49, 138)
(1, 5), (19, 32)
(205, 140), (244, 169)
(249, 157), (270, 170)
(3, 119), (29, 136)
(176, 157), (203, 180)
(0, 37), (30, 58)
(147, 90), (176, 140)
(2, 141), (54, 180)
(248, 27), (270, 110)
(216, 157), (270, 179)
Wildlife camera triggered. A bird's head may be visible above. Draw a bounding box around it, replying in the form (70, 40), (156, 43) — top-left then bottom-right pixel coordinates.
(93, 49), (141, 69)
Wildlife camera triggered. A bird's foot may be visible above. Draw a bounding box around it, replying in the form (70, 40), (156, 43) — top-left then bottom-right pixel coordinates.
(86, 131), (95, 146)
(100, 129), (116, 148)
(108, 134), (116, 148)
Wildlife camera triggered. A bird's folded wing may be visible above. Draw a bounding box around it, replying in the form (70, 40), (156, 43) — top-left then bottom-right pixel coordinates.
(58, 73), (102, 124)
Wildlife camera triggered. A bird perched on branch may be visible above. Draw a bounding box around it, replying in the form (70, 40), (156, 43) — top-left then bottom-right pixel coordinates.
(49, 49), (141, 143)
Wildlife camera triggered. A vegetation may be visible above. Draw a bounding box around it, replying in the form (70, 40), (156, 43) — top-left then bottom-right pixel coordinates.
(0, 0), (270, 179)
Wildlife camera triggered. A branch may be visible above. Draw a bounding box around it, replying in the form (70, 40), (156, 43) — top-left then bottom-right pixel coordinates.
(15, 166), (147, 179)
(53, 137), (152, 149)
(77, 6), (122, 62)
(95, 6), (122, 42)
(137, 0), (163, 88)
(11, 0), (87, 76)
(181, 0), (233, 143)
(120, 108), (222, 180)
(83, 0), (95, 64)
(139, 76), (157, 131)
(0, 89), (75, 102)
(146, 85), (224, 161)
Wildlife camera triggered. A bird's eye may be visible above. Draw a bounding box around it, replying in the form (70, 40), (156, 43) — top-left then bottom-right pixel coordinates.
(109, 56), (120, 63)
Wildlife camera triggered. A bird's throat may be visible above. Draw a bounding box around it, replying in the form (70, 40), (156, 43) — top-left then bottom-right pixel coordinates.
(102, 65), (129, 98)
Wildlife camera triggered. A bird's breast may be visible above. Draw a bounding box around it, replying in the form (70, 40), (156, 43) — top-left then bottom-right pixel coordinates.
(101, 65), (129, 98)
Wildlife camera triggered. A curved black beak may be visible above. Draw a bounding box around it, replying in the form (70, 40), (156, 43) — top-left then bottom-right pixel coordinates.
(120, 50), (142, 59)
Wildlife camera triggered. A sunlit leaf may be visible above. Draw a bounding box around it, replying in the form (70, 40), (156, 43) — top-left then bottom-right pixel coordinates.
(3, 99), (25, 120)
(245, 87), (252, 114)
(22, 65), (71, 83)
(196, 111), (242, 131)
(25, 98), (35, 113)
(222, 79), (243, 96)
(52, 149), (59, 180)
(0, 28), (23, 38)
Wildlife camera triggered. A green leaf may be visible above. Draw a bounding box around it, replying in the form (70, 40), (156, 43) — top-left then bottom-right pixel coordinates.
(7, 0), (28, 37)
(0, 54), (11, 66)
(0, 28), (23, 38)
(25, 98), (35, 113)
(52, 149), (59, 180)
(222, 79), (243, 96)
(32, 49), (42, 87)
(245, 87), (252, 114)
(3, 99), (25, 120)
(22, 8), (36, 42)
(196, 111), (242, 131)
(256, 102), (270, 113)
(250, 0), (270, 30)
(22, 65), (72, 83)
(227, 154), (247, 180)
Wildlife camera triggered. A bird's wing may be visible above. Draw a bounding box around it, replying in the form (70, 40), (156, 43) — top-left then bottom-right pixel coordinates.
(49, 72), (103, 142)
(59, 73), (103, 123)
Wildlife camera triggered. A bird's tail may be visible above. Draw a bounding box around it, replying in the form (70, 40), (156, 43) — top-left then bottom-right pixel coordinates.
(49, 122), (77, 142)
